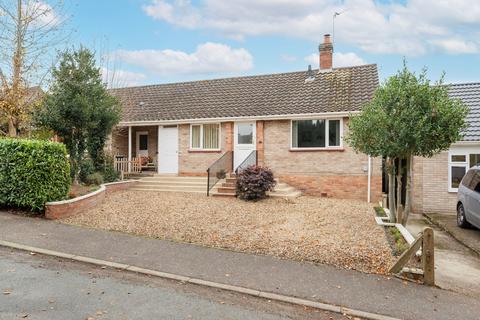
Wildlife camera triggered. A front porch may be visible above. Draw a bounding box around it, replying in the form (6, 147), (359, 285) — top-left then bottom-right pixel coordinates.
(111, 125), (179, 175)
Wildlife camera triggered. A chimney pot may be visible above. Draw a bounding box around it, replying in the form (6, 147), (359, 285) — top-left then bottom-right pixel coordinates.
(319, 33), (333, 70)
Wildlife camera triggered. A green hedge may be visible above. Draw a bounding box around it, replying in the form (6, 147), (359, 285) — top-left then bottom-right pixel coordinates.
(0, 138), (71, 211)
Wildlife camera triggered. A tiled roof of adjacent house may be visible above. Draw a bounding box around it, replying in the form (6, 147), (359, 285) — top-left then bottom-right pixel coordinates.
(111, 64), (379, 123)
(447, 82), (480, 141)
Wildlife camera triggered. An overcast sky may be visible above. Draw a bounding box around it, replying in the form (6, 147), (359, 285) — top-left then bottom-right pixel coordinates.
(62, 0), (480, 87)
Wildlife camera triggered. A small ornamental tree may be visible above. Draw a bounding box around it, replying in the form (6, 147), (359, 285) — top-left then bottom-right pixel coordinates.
(236, 165), (276, 201)
(36, 47), (121, 181)
(347, 63), (468, 224)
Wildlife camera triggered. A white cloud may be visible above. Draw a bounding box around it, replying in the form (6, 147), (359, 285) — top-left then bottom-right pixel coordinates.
(430, 38), (479, 54)
(304, 52), (366, 68)
(113, 42), (253, 76)
(143, 0), (480, 56)
(101, 67), (147, 88)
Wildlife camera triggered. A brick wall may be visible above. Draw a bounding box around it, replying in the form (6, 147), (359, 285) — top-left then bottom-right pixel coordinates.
(111, 127), (128, 156)
(111, 126), (158, 162)
(411, 152), (457, 214)
(45, 181), (138, 220)
(263, 119), (382, 202)
(178, 122), (232, 176)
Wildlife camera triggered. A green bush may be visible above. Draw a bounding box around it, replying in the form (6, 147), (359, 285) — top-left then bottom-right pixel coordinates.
(236, 165), (276, 201)
(0, 138), (71, 211)
(79, 158), (95, 183)
(85, 172), (104, 185)
(103, 154), (120, 183)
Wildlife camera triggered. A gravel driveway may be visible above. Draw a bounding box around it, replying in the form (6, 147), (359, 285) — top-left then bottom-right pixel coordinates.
(62, 191), (394, 274)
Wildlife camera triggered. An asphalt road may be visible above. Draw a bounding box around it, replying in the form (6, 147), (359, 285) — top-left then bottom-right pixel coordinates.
(0, 247), (347, 320)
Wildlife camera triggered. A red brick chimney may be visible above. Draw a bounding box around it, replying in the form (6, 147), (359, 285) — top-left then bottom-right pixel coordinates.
(319, 34), (333, 70)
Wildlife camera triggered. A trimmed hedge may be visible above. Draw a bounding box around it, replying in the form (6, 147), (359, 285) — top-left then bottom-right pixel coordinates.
(0, 138), (71, 211)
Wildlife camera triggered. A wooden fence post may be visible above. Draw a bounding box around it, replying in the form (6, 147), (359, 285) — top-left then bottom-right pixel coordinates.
(422, 227), (435, 286)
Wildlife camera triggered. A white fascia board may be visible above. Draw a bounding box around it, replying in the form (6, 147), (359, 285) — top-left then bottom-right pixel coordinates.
(451, 140), (480, 146)
(118, 111), (358, 127)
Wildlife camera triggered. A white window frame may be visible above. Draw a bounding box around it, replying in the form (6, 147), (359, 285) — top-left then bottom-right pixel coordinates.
(290, 118), (343, 150)
(189, 123), (221, 151)
(448, 147), (480, 192)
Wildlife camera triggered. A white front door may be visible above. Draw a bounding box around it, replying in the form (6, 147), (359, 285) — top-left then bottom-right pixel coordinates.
(136, 131), (149, 157)
(158, 126), (178, 174)
(234, 121), (256, 170)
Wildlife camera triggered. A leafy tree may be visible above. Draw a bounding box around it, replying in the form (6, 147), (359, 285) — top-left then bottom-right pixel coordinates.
(347, 63), (468, 224)
(36, 47), (121, 181)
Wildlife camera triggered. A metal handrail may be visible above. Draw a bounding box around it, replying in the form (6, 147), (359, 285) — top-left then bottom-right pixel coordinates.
(235, 150), (257, 175)
(206, 151), (233, 196)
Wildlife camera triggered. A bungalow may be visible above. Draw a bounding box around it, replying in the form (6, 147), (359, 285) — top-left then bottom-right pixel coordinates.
(108, 34), (382, 202)
(412, 82), (480, 214)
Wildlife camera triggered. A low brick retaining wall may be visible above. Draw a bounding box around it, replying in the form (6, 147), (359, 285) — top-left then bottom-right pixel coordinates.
(45, 180), (138, 220)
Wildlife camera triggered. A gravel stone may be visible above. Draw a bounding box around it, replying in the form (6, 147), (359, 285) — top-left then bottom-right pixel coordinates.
(62, 191), (394, 274)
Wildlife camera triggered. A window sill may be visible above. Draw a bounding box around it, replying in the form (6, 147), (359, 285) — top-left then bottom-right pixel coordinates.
(188, 149), (222, 153)
(289, 147), (345, 152)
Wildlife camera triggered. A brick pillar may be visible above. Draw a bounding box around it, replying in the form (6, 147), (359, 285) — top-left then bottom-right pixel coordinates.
(225, 122), (234, 152)
(256, 120), (265, 166)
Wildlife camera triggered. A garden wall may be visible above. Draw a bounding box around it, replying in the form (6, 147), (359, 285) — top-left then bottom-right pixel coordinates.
(45, 180), (138, 220)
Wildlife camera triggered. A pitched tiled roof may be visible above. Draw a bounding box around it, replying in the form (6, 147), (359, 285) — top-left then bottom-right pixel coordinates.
(111, 64), (379, 123)
(447, 83), (480, 141)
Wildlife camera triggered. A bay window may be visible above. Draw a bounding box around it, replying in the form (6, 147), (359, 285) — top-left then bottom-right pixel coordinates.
(291, 119), (342, 149)
(190, 123), (220, 150)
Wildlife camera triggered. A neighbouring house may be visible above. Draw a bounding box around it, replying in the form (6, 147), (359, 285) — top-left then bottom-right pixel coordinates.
(412, 82), (480, 214)
(108, 34), (382, 202)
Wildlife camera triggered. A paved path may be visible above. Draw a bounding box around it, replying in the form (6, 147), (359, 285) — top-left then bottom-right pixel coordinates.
(407, 213), (480, 297)
(1, 212), (480, 320)
(0, 247), (342, 320)
(424, 212), (480, 255)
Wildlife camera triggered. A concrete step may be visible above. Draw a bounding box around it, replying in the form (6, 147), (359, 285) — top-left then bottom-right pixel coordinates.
(268, 190), (302, 199)
(217, 187), (235, 194)
(211, 192), (236, 197)
(222, 182), (236, 188)
(131, 188), (205, 194)
(272, 186), (295, 193)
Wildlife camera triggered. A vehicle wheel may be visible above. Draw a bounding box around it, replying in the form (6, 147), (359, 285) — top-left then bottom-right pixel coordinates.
(457, 203), (471, 228)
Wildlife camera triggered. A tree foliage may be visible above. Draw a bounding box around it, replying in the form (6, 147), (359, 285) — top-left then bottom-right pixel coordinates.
(35, 47), (121, 180)
(0, 0), (67, 136)
(347, 63), (468, 223)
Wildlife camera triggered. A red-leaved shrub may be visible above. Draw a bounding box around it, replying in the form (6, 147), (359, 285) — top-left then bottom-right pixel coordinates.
(236, 165), (276, 200)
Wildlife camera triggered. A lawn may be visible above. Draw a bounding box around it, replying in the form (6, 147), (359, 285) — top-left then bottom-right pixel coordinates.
(61, 191), (394, 274)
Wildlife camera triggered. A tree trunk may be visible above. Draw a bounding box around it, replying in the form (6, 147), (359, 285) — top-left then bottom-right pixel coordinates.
(387, 157), (396, 223)
(402, 154), (413, 226)
(396, 157), (403, 222)
(8, 117), (16, 137)
(7, 0), (23, 137)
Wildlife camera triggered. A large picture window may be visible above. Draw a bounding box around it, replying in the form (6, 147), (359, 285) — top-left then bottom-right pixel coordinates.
(190, 124), (220, 150)
(291, 119), (342, 149)
(448, 151), (480, 192)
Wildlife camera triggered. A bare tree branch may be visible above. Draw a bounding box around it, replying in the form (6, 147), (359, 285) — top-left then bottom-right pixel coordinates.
(0, 0), (68, 136)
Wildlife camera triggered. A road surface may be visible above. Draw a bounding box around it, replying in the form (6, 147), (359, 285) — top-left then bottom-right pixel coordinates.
(0, 247), (347, 320)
